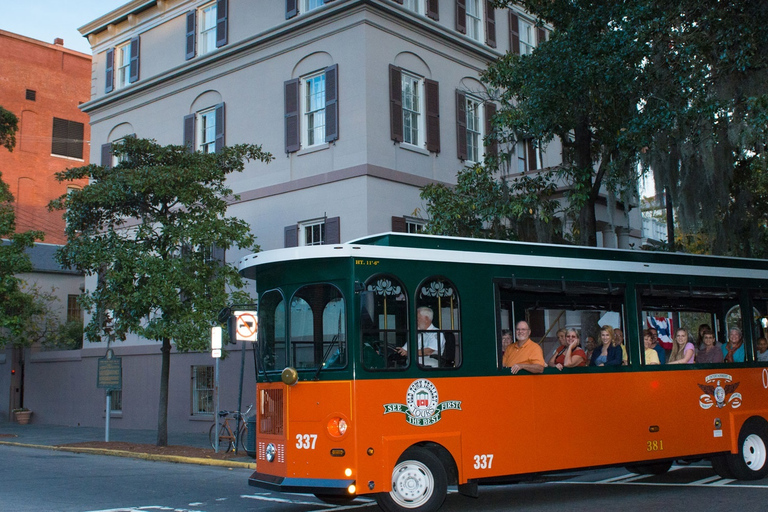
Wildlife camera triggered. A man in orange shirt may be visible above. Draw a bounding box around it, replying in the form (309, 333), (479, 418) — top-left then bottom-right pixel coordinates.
(502, 321), (545, 374)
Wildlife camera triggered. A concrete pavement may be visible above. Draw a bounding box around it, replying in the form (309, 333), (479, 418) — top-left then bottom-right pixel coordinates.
(0, 419), (256, 469)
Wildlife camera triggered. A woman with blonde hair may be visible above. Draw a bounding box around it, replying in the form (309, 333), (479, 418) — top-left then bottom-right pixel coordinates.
(590, 325), (623, 366)
(668, 328), (695, 364)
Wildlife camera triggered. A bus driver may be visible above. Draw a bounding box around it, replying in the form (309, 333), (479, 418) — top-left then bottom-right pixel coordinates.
(396, 307), (445, 367)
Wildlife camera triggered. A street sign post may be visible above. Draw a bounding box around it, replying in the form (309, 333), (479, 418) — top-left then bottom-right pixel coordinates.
(233, 311), (258, 342)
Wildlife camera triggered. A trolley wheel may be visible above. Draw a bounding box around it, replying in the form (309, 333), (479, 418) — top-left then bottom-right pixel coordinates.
(710, 454), (735, 479)
(625, 460), (672, 475)
(314, 494), (357, 505)
(376, 447), (447, 512)
(725, 418), (768, 480)
(208, 423), (233, 453)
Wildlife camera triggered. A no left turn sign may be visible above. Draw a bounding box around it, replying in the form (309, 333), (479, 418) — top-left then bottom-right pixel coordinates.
(233, 311), (258, 342)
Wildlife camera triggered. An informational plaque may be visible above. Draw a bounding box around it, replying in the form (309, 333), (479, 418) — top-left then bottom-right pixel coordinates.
(97, 354), (122, 390)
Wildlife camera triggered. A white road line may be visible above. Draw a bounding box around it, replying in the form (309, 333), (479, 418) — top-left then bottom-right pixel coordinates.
(241, 494), (335, 506)
(689, 475), (724, 485)
(709, 478), (737, 486)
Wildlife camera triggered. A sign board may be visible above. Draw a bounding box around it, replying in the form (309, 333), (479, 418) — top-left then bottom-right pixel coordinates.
(211, 326), (222, 359)
(97, 357), (122, 389)
(233, 310), (258, 342)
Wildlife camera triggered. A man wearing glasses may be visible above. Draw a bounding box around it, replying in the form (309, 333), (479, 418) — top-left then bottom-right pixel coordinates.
(502, 321), (545, 374)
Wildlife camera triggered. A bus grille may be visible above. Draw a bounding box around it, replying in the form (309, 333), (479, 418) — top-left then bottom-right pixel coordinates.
(259, 388), (284, 435)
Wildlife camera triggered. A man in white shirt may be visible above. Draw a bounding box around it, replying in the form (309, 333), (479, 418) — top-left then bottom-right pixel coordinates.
(396, 306), (445, 367)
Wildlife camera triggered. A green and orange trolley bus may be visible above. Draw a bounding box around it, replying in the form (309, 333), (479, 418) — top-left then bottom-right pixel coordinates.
(240, 233), (768, 511)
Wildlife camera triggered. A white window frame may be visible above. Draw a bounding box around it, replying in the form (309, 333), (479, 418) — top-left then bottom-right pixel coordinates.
(519, 17), (535, 55)
(516, 139), (541, 173)
(197, 108), (217, 154)
(466, 0), (484, 42)
(405, 217), (426, 233)
(299, 218), (326, 246)
(191, 365), (214, 415)
(303, 0), (324, 13)
(302, 71), (326, 148)
(108, 389), (122, 413)
(465, 94), (484, 164)
(403, 0), (423, 15)
(111, 138), (128, 167)
(199, 2), (217, 56)
(115, 42), (130, 90)
(401, 71), (425, 147)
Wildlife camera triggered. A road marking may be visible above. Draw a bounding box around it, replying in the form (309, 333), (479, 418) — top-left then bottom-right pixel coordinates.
(689, 475), (724, 485)
(241, 494), (335, 506)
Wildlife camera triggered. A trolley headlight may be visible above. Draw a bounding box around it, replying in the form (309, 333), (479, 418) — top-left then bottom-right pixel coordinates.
(265, 443), (277, 462)
(327, 417), (348, 438)
(281, 367), (298, 386)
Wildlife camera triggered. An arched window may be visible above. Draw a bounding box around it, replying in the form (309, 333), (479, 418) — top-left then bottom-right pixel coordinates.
(258, 290), (286, 371)
(290, 284), (346, 369)
(361, 275), (409, 370)
(416, 277), (461, 368)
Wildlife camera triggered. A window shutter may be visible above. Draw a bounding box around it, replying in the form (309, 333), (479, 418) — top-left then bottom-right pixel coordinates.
(286, 0), (298, 19)
(325, 217), (341, 244)
(537, 27), (546, 46)
(215, 103), (225, 152)
(484, 101), (497, 157)
(211, 244), (226, 264)
(392, 0), (403, 4)
(325, 64), (339, 143)
(285, 79), (300, 153)
(425, 79), (440, 153)
(455, 0), (466, 34)
(284, 225), (298, 247)
(392, 216), (407, 233)
(485, 2), (496, 48)
(426, 0), (439, 20)
(183, 114), (195, 152)
(185, 11), (196, 60)
(101, 143), (113, 168)
(456, 90), (467, 160)
(105, 48), (114, 93)
(69, 121), (84, 160)
(129, 37), (140, 83)
(509, 12), (520, 55)
(527, 139), (536, 171)
(389, 65), (403, 143)
(216, 0), (228, 47)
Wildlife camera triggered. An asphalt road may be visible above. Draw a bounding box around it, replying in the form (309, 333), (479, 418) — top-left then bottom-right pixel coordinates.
(2, 445), (768, 512)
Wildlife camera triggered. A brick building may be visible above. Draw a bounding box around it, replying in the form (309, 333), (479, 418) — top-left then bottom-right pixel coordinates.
(0, 30), (91, 245)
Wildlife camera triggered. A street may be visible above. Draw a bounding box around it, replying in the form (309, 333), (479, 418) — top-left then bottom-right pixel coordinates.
(2, 445), (768, 511)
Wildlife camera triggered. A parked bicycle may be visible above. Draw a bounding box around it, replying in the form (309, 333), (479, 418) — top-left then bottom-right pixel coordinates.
(209, 404), (253, 453)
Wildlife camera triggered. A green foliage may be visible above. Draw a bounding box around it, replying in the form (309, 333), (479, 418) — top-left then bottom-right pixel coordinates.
(0, 106), (18, 152)
(50, 137), (273, 351)
(0, 283), (77, 349)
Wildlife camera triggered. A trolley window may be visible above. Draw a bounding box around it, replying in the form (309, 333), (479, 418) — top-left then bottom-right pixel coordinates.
(361, 275), (409, 370)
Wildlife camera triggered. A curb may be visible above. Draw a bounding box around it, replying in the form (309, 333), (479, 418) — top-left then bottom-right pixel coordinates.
(0, 440), (257, 469)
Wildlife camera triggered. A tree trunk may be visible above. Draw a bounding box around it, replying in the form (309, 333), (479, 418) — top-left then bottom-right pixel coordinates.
(574, 117), (598, 246)
(156, 337), (171, 446)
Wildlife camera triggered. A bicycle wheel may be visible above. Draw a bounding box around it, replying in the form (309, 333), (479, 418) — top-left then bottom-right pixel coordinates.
(238, 422), (248, 453)
(209, 422), (234, 452)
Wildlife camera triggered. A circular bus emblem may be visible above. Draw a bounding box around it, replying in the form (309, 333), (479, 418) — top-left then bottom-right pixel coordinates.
(406, 379), (439, 419)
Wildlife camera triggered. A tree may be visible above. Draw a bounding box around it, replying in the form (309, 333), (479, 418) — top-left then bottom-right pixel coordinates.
(50, 137), (272, 446)
(481, 0), (650, 246)
(0, 107), (44, 348)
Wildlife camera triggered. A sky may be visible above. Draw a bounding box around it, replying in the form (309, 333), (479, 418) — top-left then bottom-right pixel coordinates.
(0, 1), (130, 54)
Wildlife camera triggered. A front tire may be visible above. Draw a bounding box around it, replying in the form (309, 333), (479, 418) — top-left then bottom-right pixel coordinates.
(376, 447), (447, 512)
(726, 418), (768, 480)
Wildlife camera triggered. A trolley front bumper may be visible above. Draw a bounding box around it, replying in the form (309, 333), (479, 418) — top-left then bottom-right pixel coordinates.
(248, 470), (355, 495)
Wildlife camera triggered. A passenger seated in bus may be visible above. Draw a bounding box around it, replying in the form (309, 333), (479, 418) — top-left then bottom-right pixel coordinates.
(502, 321), (545, 374)
(584, 336), (597, 362)
(723, 327), (745, 363)
(697, 323), (712, 348)
(590, 325), (623, 366)
(696, 328), (723, 363)
(614, 328), (628, 365)
(647, 327), (666, 364)
(643, 329), (660, 365)
(501, 330), (513, 353)
(395, 306), (445, 368)
(668, 328), (695, 364)
(756, 337), (768, 362)
(549, 328), (587, 370)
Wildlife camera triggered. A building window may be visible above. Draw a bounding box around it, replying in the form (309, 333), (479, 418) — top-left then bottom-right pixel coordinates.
(199, 2), (217, 56)
(519, 17), (535, 55)
(25, 89), (36, 101)
(402, 72), (423, 146)
(465, 0), (483, 41)
(191, 365), (214, 415)
(198, 108), (217, 154)
(304, 72), (326, 147)
(115, 42), (131, 90)
(304, 0), (324, 13)
(51, 118), (84, 159)
(67, 294), (82, 322)
(108, 390), (122, 413)
(465, 95), (483, 163)
(406, 217), (426, 233)
(300, 218), (326, 246)
(516, 139), (540, 173)
(403, 0), (423, 14)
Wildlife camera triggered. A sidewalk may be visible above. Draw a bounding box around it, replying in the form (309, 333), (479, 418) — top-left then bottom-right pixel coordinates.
(0, 420), (256, 469)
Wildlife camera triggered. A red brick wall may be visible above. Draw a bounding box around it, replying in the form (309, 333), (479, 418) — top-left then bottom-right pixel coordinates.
(0, 30), (91, 245)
